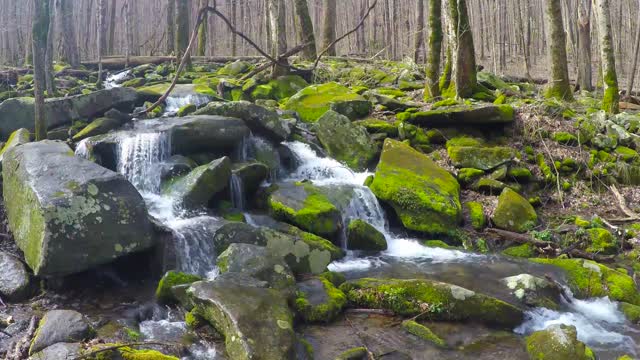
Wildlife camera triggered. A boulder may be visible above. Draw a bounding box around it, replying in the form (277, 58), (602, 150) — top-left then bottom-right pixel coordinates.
(294, 277), (347, 323)
(347, 220), (387, 251)
(137, 83), (216, 103)
(398, 105), (515, 127)
(369, 139), (461, 234)
(254, 75), (309, 101)
(29, 343), (81, 360)
(187, 279), (296, 360)
(0, 128), (31, 170)
(193, 101), (291, 142)
(525, 325), (595, 360)
(447, 146), (517, 170)
(0, 87), (138, 139)
(3, 141), (153, 276)
(160, 155), (198, 180)
(284, 82), (370, 123)
(72, 117), (122, 142)
(492, 188), (537, 233)
(29, 310), (93, 355)
(340, 278), (524, 328)
(364, 90), (418, 112)
(232, 162), (269, 196)
(316, 111), (379, 171)
(502, 274), (562, 309)
(217, 243), (295, 291)
(155, 271), (202, 303)
(0, 251), (31, 302)
(163, 156), (231, 209)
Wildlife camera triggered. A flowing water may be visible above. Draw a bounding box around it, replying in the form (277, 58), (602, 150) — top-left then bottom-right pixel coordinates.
(104, 70), (131, 89)
(165, 94), (212, 114)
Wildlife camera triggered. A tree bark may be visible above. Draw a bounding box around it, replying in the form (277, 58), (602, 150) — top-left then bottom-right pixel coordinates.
(544, 0), (573, 100)
(167, 0), (175, 54)
(45, 0), (56, 96)
(176, 0), (192, 67)
(626, 0), (640, 97)
(414, 0), (426, 63)
(595, 0), (619, 113)
(577, 0), (592, 91)
(322, 0), (337, 56)
(515, 0), (532, 80)
(293, 0), (317, 60)
(449, 0), (477, 98)
(33, 0), (49, 141)
(424, 0), (442, 100)
(268, 0), (288, 77)
(59, 0), (79, 67)
(97, 0), (105, 87)
(197, 0), (208, 56)
(107, 0), (117, 54)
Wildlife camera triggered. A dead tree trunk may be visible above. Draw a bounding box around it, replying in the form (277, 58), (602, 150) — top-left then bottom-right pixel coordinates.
(33, 0), (49, 141)
(322, 0), (337, 56)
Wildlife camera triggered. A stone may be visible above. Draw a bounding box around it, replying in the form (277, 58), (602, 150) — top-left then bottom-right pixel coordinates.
(217, 243), (295, 291)
(369, 139), (461, 234)
(447, 146), (517, 170)
(526, 324), (595, 360)
(284, 82), (370, 123)
(401, 320), (446, 347)
(160, 155), (197, 180)
(0, 128), (31, 170)
(72, 117), (122, 142)
(29, 343), (81, 360)
(156, 271), (202, 303)
(29, 310), (93, 355)
(316, 111), (379, 171)
(3, 141), (153, 276)
(492, 188), (538, 233)
(232, 162), (269, 196)
(164, 157), (231, 210)
(0, 251), (31, 302)
(294, 277), (347, 323)
(346, 220), (387, 251)
(399, 105), (515, 127)
(502, 274), (562, 309)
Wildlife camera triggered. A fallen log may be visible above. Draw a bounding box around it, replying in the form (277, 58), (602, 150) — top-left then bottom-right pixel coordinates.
(81, 55), (264, 70)
(486, 228), (556, 247)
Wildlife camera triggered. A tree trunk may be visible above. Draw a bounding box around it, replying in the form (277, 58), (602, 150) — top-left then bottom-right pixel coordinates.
(626, 0), (640, 97)
(577, 0), (592, 91)
(59, 0), (79, 67)
(167, 0), (175, 54)
(45, 0), (56, 96)
(97, 0), (104, 87)
(356, 0), (367, 55)
(595, 0), (619, 113)
(176, 0), (191, 67)
(515, 0), (532, 80)
(231, 0), (238, 56)
(293, 0), (317, 60)
(125, 0), (132, 66)
(424, 0), (442, 99)
(107, 0), (117, 54)
(33, 0), (50, 141)
(268, 0), (288, 77)
(322, 0), (337, 56)
(197, 0), (208, 56)
(414, 0), (426, 63)
(449, 0), (477, 98)
(544, 0), (573, 100)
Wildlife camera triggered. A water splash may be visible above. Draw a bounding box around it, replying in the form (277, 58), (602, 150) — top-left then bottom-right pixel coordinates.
(169, 216), (225, 277)
(74, 139), (90, 159)
(104, 70), (131, 89)
(117, 132), (171, 194)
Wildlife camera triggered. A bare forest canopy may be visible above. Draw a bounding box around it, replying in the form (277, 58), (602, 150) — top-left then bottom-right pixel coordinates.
(1, 0), (640, 90)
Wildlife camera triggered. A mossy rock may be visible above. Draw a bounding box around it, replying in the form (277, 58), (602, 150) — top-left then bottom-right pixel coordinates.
(502, 243), (536, 258)
(615, 146), (640, 162)
(266, 75), (309, 100)
(0, 128), (31, 164)
(347, 219), (387, 251)
(472, 178), (507, 194)
(552, 131), (579, 146)
(423, 240), (457, 249)
(155, 271), (202, 303)
(399, 105), (515, 127)
(121, 78), (146, 88)
(457, 168), (485, 185)
(525, 324), (594, 360)
(370, 139), (462, 234)
(216, 60), (251, 76)
(445, 136), (485, 149)
(507, 167), (533, 182)
(502, 273), (562, 309)
(283, 82), (369, 123)
(72, 117), (122, 142)
(448, 146), (517, 171)
(531, 258), (640, 305)
(353, 118), (399, 136)
(176, 103), (196, 117)
(335, 347), (368, 360)
(585, 228), (617, 255)
(340, 278), (523, 327)
(82, 345), (179, 360)
(401, 320), (446, 347)
(620, 302), (640, 323)
(163, 157), (231, 210)
(492, 188), (537, 233)
(294, 277), (347, 323)
(464, 202), (486, 230)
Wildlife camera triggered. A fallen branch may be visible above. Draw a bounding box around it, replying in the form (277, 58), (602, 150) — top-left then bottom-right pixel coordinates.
(345, 316), (376, 360)
(609, 184), (640, 220)
(71, 342), (177, 360)
(240, 41), (313, 81)
(345, 308), (395, 316)
(486, 228), (555, 247)
(6, 315), (38, 360)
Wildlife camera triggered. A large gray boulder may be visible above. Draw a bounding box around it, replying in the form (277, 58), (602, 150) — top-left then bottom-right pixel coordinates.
(0, 87), (137, 139)
(163, 156), (231, 209)
(29, 310), (92, 355)
(0, 251), (31, 302)
(29, 343), (81, 360)
(3, 141), (154, 276)
(217, 243), (295, 291)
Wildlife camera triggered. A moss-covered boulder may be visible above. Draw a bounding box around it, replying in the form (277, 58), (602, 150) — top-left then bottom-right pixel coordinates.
(502, 243), (536, 258)
(232, 162), (269, 196)
(155, 271), (202, 303)
(464, 201), (486, 230)
(448, 146), (517, 171)
(0, 128), (30, 168)
(82, 345), (179, 360)
(187, 279), (296, 360)
(217, 60), (251, 76)
(526, 324), (595, 360)
(72, 117), (122, 142)
(492, 188), (537, 233)
(164, 157), (231, 210)
(369, 139), (461, 234)
(258, 75), (309, 101)
(284, 82), (370, 123)
(268, 182), (342, 239)
(294, 277), (347, 323)
(531, 258), (640, 304)
(353, 118), (399, 136)
(340, 278), (523, 327)
(335, 347), (368, 360)
(585, 228), (617, 255)
(29, 310), (93, 355)
(3, 141), (153, 276)
(399, 105), (515, 127)
(316, 111), (379, 171)
(176, 103), (197, 117)
(217, 243), (295, 291)
(346, 219), (387, 251)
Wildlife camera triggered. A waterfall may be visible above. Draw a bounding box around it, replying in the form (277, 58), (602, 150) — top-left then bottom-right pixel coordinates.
(117, 132), (171, 194)
(74, 139), (90, 159)
(170, 216), (225, 278)
(229, 174), (245, 210)
(284, 141), (369, 185)
(104, 70), (131, 89)
(164, 94), (211, 114)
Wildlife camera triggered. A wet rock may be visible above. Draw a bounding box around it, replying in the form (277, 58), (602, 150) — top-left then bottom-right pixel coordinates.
(156, 271), (202, 303)
(177, 103), (197, 117)
(29, 310), (93, 355)
(492, 188), (538, 233)
(448, 146), (517, 171)
(346, 219), (387, 251)
(284, 82), (370, 123)
(525, 324), (595, 360)
(502, 274), (562, 309)
(169, 115), (250, 155)
(340, 278), (524, 327)
(193, 101), (291, 142)
(335, 347), (368, 360)
(164, 156), (231, 210)
(0, 251), (31, 302)
(3, 141), (154, 276)
(217, 243), (295, 291)
(29, 342), (81, 360)
(0, 87), (138, 139)
(399, 105), (515, 127)
(187, 278), (296, 360)
(72, 117), (122, 142)
(137, 83), (217, 103)
(160, 155), (197, 180)
(369, 139), (461, 234)
(401, 320), (446, 347)
(232, 161), (269, 195)
(316, 111), (379, 171)
(294, 277), (347, 323)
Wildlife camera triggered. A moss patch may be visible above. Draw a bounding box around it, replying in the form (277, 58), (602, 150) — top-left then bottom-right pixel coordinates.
(283, 82), (368, 123)
(155, 271), (202, 303)
(294, 277), (347, 323)
(401, 320), (446, 347)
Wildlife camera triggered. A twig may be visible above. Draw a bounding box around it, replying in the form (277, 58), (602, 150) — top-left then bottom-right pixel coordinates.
(486, 228), (555, 247)
(609, 184), (640, 220)
(240, 42), (312, 81)
(71, 342), (176, 360)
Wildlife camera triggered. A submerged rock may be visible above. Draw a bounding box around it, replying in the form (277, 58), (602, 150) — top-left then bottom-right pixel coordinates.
(0, 251), (31, 302)
(369, 139), (461, 234)
(492, 188), (538, 233)
(525, 324), (595, 360)
(294, 277), (347, 323)
(284, 82), (370, 123)
(164, 156), (231, 209)
(316, 110), (379, 171)
(347, 219), (387, 251)
(3, 141), (153, 276)
(29, 310), (93, 355)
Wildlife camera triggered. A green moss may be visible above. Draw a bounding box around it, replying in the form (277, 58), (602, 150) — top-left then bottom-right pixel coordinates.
(492, 188), (537, 233)
(526, 325), (591, 360)
(318, 271), (346, 287)
(620, 302), (640, 323)
(283, 82), (368, 123)
(401, 320), (446, 347)
(424, 240), (457, 249)
(447, 146), (516, 171)
(457, 168), (485, 185)
(552, 132), (579, 146)
(122, 78), (146, 88)
(536, 154), (556, 184)
(618, 356), (634, 360)
(585, 228), (617, 255)
(185, 309), (204, 329)
(85, 346), (179, 360)
(445, 136), (485, 149)
(502, 243), (536, 258)
(615, 146), (639, 162)
(432, 98), (459, 108)
(335, 347), (368, 360)
(507, 167), (532, 182)
(465, 202), (485, 230)
(177, 104), (196, 117)
(294, 277), (347, 323)
(155, 271), (202, 303)
(347, 219), (387, 251)
(353, 118), (399, 136)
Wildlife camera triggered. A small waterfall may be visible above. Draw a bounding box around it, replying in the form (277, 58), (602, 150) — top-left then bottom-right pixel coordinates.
(104, 70), (131, 89)
(74, 139), (90, 159)
(164, 94), (211, 114)
(117, 132), (171, 194)
(229, 174), (245, 210)
(345, 187), (388, 233)
(170, 216), (224, 278)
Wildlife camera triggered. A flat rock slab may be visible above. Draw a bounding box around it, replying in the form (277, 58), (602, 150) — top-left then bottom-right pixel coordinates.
(29, 310), (92, 355)
(400, 105), (515, 127)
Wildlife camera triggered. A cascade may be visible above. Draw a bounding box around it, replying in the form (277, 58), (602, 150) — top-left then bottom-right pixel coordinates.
(229, 174), (245, 210)
(164, 94), (212, 114)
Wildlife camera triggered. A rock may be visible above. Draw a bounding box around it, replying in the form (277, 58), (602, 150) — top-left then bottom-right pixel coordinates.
(0, 128), (30, 169)
(464, 201), (486, 230)
(316, 111), (379, 171)
(585, 228), (617, 255)
(72, 117), (122, 142)
(346, 220), (387, 251)
(353, 118), (399, 136)
(525, 324), (595, 360)
(137, 83), (216, 103)
(294, 277), (347, 323)
(217, 243), (295, 291)
(160, 155), (197, 180)
(502, 274), (562, 309)
(232, 162), (269, 196)
(401, 320), (446, 347)
(448, 146), (517, 170)
(29, 342), (81, 360)
(156, 271), (202, 303)
(369, 139), (461, 234)
(187, 279), (296, 359)
(3, 141), (153, 276)
(0, 252), (31, 302)
(364, 90), (417, 112)
(457, 168), (485, 185)
(0, 88), (138, 139)
(29, 310), (93, 355)
(251, 75), (309, 101)
(193, 101), (291, 142)
(340, 278), (523, 327)
(84, 346), (179, 360)
(217, 60), (251, 76)
(164, 157), (231, 209)
(398, 105), (515, 127)
(335, 347), (368, 360)
(492, 188), (538, 233)
(177, 103), (197, 117)
(284, 82), (370, 123)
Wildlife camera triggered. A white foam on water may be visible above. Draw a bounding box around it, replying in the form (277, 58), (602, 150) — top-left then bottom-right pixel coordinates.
(328, 257), (387, 272)
(74, 138), (90, 158)
(105, 70), (131, 89)
(385, 237), (476, 262)
(139, 319), (187, 342)
(184, 342), (220, 360)
(117, 132), (171, 194)
(165, 94), (211, 114)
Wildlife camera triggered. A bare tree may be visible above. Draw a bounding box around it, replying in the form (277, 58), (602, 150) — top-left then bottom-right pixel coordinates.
(414, 0), (425, 63)
(449, 0), (477, 98)
(424, 0), (442, 100)
(544, 0), (573, 100)
(268, 0), (288, 77)
(97, 0), (105, 87)
(577, 0), (592, 91)
(167, 0), (176, 54)
(322, 0), (337, 56)
(595, 0), (619, 113)
(626, 0), (640, 98)
(33, 0), (49, 140)
(176, 0), (192, 66)
(197, 0), (209, 56)
(107, 0), (117, 54)
(293, 0), (317, 60)
(44, 0), (56, 96)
